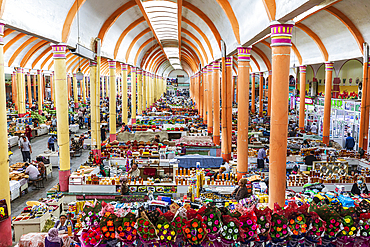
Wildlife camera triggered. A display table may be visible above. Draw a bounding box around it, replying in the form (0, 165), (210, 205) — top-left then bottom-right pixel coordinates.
(13, 211), (50, 242)
(45, 164), (52, 179)
(18, 232), (72, 247)
(35, 125), (48, 136)
(10, 180), (20, 201)
(8, 135), (19, 147)
(176, 155), (223, 168)
(37, 152), (59, 168)
(69, 184), (117, 193)
(69, 124), (79, 133)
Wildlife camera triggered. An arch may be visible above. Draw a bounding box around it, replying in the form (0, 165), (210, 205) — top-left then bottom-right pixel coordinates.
(143, 46), (162, 69)
(325, 6), (364, 54)
(141, 44), (160, 68)
(97, 0), (136, 44)
(125, 27), (151, 62)
(182, 29), (208, 63)
(260, 39), (302, 65)
(0, 0), (6, 18)
(250, 55), (261, 71)
(48, 60), (54, 71)
(41, 53), (53, 70)
(181, 54), (197, 71)
(4, 33), (26, 53)
(251, 46), (271, 71)
(182, 18), (214, 60)
(134, 37), (156, 65)
(178, 0), (183, 59)
(67, 56), (81, 71)
(295, 23), (329, 62)
(150, 54), (166, 72)
(155, 58), (167, 73)
(182, 48), (200, 65)
(145, 48), (163, 70)
(182, 37), (204, 66)
(32, 47), (51, 69)
(20, 40), (49, 67)
(181, 57), (197, 72)
(182, 43), (201, 66)
(4, 29), (14, 37)
(61, 0), (87, 42)
(113, 17), (145, 59)
(72, 59), (87, 72)
(214, 0), (240, 44)
(8, 36), (38, 67)
(261, 0), (276, 22)
(183, 1), (221, 49)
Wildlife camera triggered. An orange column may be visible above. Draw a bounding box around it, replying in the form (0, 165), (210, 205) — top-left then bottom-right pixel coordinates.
(27, 72), (32, 108)
(299, 66), (307, 130)
(207, 65), (213, 133)
(213, 61), (221, 145)
(259, 72), (263, 117)
(267, 70), (272, 116)
(363, 63), (370, 151)
(237, 47), (251, 180)
(269, 21), (294, 208)
(221, 57), (227, 160)
(33, 74), (37, 102)
(251, 73), (256, 113)
(203, 68), (207, 124)
(199, 72), (203, 119)
(322, 62), (334, 145)
(359, 53), (369, 150)
(223, 57), (232, 161)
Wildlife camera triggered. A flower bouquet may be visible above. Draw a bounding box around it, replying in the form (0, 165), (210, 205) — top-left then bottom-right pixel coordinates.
(254, 206), (272, 245)
(100, 211), (118, 240)
(116, 212), (137, 246)
(220, 215), (245, 244)
(306, 212), (326, 244)
(239, 206), (258, 243)
(359, 213), (370, 238)
(341, 215), (358, 238)
(286, 202), (309, 246)
(136, 217), (158, 246)
(202, 206), (222, 240)
(156, 215), (177, 244)
(269, 203), (290, 245)
(182, 214), (207, 245)
(81, 201), (102, 228)
(80, 226), (103, 247)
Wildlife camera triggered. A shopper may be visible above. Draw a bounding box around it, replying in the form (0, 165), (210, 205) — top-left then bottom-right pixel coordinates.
(310, 123), (317, 134)
(304, 151), (317, 166)
(351, 176), (368, 195)
(122, 122), (130, 132)
(25, 125), (32, 142)
(24, 163), (40, 188)
(231, 178), (249, 201)
(257, 146), (267, 169)
(48, 134), (57, 152)
(45, 228), (63, 247)
(345, 133), (355, 150)
(19, 135), (32, 162)
(101, 126), (107, 142)
(153, 134), (160, 144)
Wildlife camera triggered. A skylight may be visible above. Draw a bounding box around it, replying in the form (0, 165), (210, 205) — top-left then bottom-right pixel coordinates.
(142, 0), (182, 70)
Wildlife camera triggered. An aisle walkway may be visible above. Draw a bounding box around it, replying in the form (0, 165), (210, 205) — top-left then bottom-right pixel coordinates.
(10, 129), (90, 218)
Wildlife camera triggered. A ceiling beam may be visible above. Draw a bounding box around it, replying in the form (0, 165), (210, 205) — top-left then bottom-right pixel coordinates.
(178, 0), (182, 61)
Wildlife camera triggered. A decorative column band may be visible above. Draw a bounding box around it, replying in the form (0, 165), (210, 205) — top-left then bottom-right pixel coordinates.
(137, 69), (142, 75)
(251, 73), (256, 78)
(90, 61), (97, 67)
(225, 57), (232, 67)
(131, 67), (136, 73)
(16, 67), (22, 73)
(237, 47), (251, 62)
(0, 23), (4, 44)
(299, 66), (307, 73)
(270, 21), (295, 47)
(368, 63), (370, 68)
(325, 62), (334, 71)
(213, 61), (220, 69)
(208, 65), (213, 72)
(37, 70), (41, 75)
(259, 72), (264, 77)
(51, 44), (67, 59)
(108, 60), (116, 69)
(121, 64), (127, 71)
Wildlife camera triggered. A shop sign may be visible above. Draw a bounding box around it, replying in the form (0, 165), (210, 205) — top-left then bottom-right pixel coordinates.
(344, 101), (355, 111)
(296, 97), (314, 105)
(355, 102), (361, 112)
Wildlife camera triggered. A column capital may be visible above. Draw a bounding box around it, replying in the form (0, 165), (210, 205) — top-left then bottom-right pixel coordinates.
(89, 60), (97, 67)
(121, 63), (128, 71)
(131, 67), (136, 73)
(37, 70), (41, 74)
(325, 62), (334, 71)
(208, 64), (213, 72)
(225, 56), (233, 67)
(0, 23), (4, 44)
(108, 60), (116, 69)
(251, 73), (256, 77)
(299, 65), (307, 73)
(237, 46), (251, 62)
(213, 61), (220, 70)
(270, 20), (294, 47)
(259, 72), (264, 77)
(137, 69), (142, 75)
(50, 43), (67, 59)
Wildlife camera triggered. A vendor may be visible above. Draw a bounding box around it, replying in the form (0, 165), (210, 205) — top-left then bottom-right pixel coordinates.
(153, 134), (160, 144)
(179, 143), (186, 156)
(351, 176), (368, 195)
(303, 151), (317, 166)
(128, 163), (140, 178)
(45, 228), (63, 247)
(25, 162), (40, 182)
(231, 178), (249, 201)
(257, 146), (267, 169)
(214, 167), (226, 179)
(54, 214), (73, 233)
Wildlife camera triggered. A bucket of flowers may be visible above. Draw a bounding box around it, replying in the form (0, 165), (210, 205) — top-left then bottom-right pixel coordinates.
(269, 203), (290, 245)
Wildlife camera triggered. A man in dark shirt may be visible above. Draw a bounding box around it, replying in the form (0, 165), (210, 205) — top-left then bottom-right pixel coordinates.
(180, 143), (186, 156)
(345, 133), (355, 150)
(304, 151), (317, 166)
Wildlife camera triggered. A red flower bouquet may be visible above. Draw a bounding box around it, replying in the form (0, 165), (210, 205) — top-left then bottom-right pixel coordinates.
(270, 204), (289, 243)
(136, 217), (158, 244)
(239, 207), (258, 242)
(202, 206), (222, 239)
(255, 206), (272, 240)
(116, 212), (137, 245)
(80, 226), (103, 247)
(182, 214), (207, 244)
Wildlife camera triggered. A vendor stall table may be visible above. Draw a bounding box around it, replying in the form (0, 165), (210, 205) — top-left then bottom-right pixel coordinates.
(37, 152), (59, 168)
(13, 211), (50, 242)
(175, 154), (223, 168)
(8, 135), (19, 147)
(35, 124), (49, 136)
(18, 232), (72, 247)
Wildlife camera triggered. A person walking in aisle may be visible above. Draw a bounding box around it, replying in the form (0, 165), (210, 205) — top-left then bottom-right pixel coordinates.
(19, 135), (32, 162)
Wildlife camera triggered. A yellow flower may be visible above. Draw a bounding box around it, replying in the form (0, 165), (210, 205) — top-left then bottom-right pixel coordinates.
(163, 230), (167, 235)
(345, 218), (351, 224)
(164, 225), (169, 229)
(157, 224), (162, 229)
(167, 236), (172, 240)
(171, 231), (175, 236)
(342, 230), (347, 235)
(351, 227), (356, 231)
(349, 231), (353, 236)
(160, 235), (165, 240)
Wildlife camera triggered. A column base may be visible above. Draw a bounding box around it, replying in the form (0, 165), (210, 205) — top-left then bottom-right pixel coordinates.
(109, 134), (116, 142)
(0, 217), (12, 247)
(203, 120), (207, 125)
(38, 110), (43, 114)
(259, 112), (263, 117)
(213, 135), (220, 145)
(132, 118), (136, 124)
(363, 137), (368, 151)
(207, 127), (213, 133)
(18, 113), (26, 117)
(59, 170), (71, 192)
(74, 103), (79, 108)
(323, 136), (329, 145)
(222, 153), (231, 162)
(237, 171), (247, 181)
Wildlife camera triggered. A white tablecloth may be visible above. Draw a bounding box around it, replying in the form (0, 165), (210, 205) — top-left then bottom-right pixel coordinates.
(8, 136), (19, 147)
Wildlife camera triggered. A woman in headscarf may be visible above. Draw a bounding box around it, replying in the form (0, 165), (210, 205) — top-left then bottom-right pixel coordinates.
(351, 176), (369, 195)
(45, 228), (63, 247)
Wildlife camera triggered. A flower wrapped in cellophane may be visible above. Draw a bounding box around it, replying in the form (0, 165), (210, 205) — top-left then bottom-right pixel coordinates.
(220, 215), (245, 244)
(136, 217), (158, 246)
(156, 215), (177, 244)
(202, 205), (222, 240)
(116, 212), (137, 246)
(269, 203), (290, 245)
(182, 213), (207, 245)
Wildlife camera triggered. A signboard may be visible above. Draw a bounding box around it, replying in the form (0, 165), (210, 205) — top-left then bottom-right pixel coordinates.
(296, 97), (314, 105)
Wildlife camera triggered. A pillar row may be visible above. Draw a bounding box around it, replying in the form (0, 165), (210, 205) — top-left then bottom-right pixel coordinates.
(299, 66), (307, 129)
(109, 60), (116, 141)
(323, 62), (334, 145)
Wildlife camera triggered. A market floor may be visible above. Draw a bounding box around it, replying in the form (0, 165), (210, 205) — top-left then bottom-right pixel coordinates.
(10, 128), (90, 219)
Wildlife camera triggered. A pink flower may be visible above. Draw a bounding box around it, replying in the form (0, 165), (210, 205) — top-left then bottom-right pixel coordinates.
(277, 220), (281, 224)
(315, 219), (320, 224)
(251, 225), (257, 230)
(330, 219), (336, 224)
(214, 220), (219, 225)
(316, 232), (321, 236)
(213, 227), (217, 232)
(335, 222), (339, 227)
(272, 222), (275, 227)
(329, 224), (333, 229)
(319, 227), (324, 231)
(283, 230), (287, 234)
(330, 232), (334, 236)
(276, 234), (280, 238)
(207, 229), (210, 233)
(365, 225), (370, 230)
(247, 220), (253, 225)
(283, 224), (287, 229)
(248, 231), (254, 236)
(210, 214), (214, 219)
(312, 227), (317, 231)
